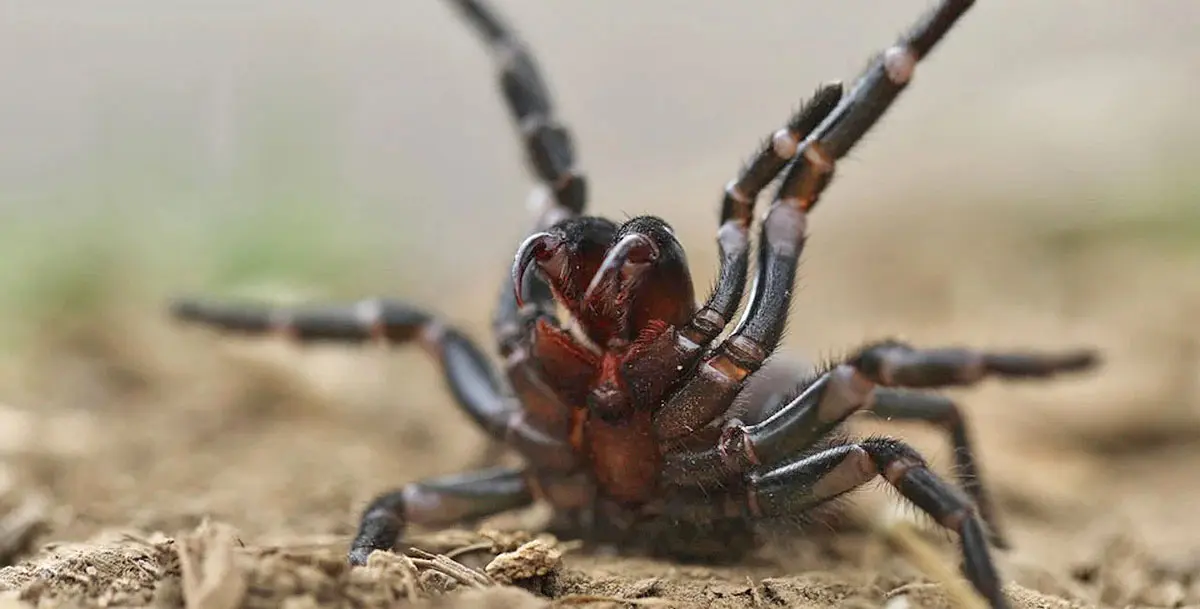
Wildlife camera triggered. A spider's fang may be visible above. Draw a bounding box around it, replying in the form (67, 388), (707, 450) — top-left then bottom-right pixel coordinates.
(512, 232), (555, 306)
(582, 233), (659, 305)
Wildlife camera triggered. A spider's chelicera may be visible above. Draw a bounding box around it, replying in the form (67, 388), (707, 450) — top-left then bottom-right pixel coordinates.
(170, 1), (1098, 607)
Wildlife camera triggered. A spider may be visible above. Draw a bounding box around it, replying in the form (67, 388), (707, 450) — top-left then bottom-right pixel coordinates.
(169, 1), (1099, 607)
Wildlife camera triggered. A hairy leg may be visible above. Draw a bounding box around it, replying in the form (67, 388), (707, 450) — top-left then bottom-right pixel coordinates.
(611, 87), (842, 410)
(675, 85), (843, 357)
(742, 437), (1010, 608)
(866, 388), (1006, 547)
(662, 340), (1095, 491)
(653, 0), (981, 440)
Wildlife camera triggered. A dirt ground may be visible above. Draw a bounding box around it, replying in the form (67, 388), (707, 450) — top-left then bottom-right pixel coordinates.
(0, 201), (1198, 609)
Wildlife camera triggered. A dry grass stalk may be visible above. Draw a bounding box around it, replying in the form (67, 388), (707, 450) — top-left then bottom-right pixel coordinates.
(878, 519), (989, 609)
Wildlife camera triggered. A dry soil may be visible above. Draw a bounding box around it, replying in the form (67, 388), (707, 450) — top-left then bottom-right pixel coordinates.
(0, 204), (1198, 609)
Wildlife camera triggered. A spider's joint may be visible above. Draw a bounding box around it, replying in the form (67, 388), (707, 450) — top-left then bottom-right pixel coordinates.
(717, 420), (758, 473)
(771, 128), (800, 159)
(704, 355), (752, 384)
(763, 203), (809, 254)
(518, 114), (551, 135)
(723, 335), (768, 372)
(355, 298), (386, 342)
(675, 332), (702, 353)
(809, 445), (876, 500)
(882, 455), (925, 486)
(489, 40), (522, 72)
(817, 364), (875, 422)
(268, 309), (295, 337)
(418, 320), (448, 356)
(883, 45), (918, 85)
(693, 307), (727, 337)
(801, 141), (835, 173)
(724, 180), (750, 205)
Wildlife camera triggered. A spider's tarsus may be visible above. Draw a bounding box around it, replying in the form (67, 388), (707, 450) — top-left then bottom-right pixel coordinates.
(851, 342), (1102, 388)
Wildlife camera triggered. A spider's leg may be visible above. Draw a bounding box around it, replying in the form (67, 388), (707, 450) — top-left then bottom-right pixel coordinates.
(741, 439), (1010, 609)
(774, 0), (974, 215)
(169, 298), (574, 466)
(846, 340), (1097, 387)
(446, 0), (601, 434)
(674, 84), (843, 356)
(662, 341), (1095, 510)
(610, 89), (841, 410)
(652, 177), (814, 440)
(446, 0), (586, 219)
(654, 0), (982, 440)
(866, 388), (1005, 547)
(349, 467), (532, 565)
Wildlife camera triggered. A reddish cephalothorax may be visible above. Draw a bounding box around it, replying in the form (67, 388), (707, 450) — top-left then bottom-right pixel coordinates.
(168, 2), (1099, 607)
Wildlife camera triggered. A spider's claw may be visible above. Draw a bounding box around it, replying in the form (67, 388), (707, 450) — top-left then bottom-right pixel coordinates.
(582, 233), (659, 305)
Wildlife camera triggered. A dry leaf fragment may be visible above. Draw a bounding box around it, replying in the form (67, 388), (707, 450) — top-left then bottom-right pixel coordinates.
(176, 520), (247, 609)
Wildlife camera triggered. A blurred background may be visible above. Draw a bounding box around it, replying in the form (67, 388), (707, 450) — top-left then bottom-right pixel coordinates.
(1, 1), (1198, 606)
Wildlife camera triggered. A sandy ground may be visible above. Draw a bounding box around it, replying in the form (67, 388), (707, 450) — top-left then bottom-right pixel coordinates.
(0, 197), (1198, 608)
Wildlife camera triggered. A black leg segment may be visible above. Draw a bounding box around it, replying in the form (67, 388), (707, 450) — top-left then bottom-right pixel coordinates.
(867, 388), (1007, 548)
(170, 298), (505, 427)
(170, 297), (573, 466)
(348, 467), (533, 565)
(445, 0), (586, 215)
(850, 339), (1098, 388)
(745, 437), (1009, 609)
(678, 84), (844, 352)
(775, 0), (977, 214)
